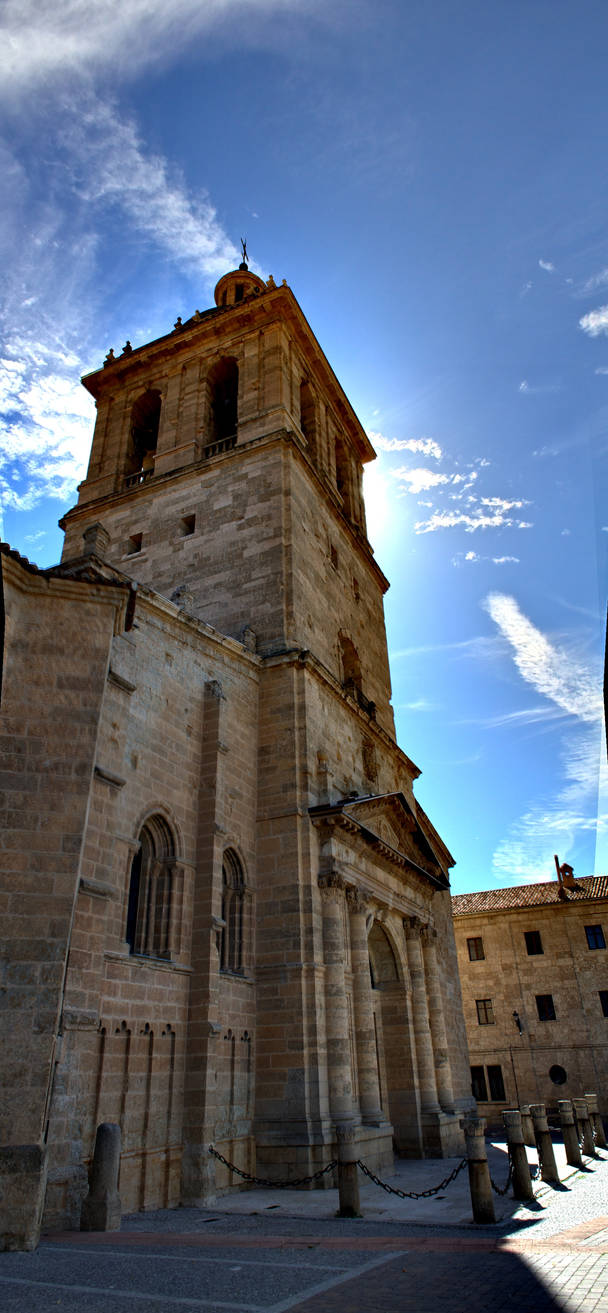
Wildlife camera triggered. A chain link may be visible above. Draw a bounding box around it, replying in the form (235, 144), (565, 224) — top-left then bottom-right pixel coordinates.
(356, 1156), (467, 1200)
(490, 1147), (513, 1196)
(208, 1144), (337, 1188)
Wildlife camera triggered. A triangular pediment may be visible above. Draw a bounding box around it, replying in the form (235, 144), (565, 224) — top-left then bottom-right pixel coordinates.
(309, 792), (450, 890)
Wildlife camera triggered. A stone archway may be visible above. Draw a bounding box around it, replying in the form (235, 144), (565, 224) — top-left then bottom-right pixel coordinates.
(368, 921), (423, 1156)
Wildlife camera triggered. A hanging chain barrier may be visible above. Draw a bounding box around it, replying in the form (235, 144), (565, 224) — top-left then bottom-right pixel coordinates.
(490, 1147), (513, 1197)
(356, 1155), (467, 1200)
(208, 1145), (337, 1189)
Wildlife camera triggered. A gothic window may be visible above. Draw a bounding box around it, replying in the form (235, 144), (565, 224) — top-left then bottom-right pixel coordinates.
(126, 814), (177, 958)
(209, 357), (238, 444)
(221, 848), (246, 974)
(126, 389), (161, 476)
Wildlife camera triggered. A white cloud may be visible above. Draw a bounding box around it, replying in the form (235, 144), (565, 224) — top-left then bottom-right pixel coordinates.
(519, 380), (529, 393)
(452, 550), (520, 568)
(581, 267), (608, 294)
(580, 306), (608, 337)
(369, 433), (443, 459)
(492, 555), (520, 564)
(538, 259), (555, 272)
(483, 593), (600, 723)
(416, 509), (533, 534)
(595, 366), (608, 375)
(483, 594), (605, 881)
(0, 0), (314, 92)
(61, 93), (240, 279)
(391, 466), (449, 495)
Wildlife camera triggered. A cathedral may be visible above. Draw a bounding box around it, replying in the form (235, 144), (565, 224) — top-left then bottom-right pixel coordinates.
(0, 260), (474, 1250)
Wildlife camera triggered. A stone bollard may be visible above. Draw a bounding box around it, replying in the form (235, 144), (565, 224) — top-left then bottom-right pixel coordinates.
(464, 1116), (496, 1224)
(335, 1124), (362, 1218)
(529, 1104), (560, 1184)
(520, 1104), (536, 1148)
(502, 1110), (534, 1201)
(558, 1100), (583, 1169)
(572, 1098), (596, 1158)
(80, 1123), (122, 1232)
(584, 1093), (607, 1150)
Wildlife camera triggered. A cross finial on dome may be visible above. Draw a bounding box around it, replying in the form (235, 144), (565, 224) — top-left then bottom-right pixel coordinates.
(240, 237), (248, 270)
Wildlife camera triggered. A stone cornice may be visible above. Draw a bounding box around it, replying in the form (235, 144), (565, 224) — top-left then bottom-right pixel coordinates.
(310, 797), (449, 892)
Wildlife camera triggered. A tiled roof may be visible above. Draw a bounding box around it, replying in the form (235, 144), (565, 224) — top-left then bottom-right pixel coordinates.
(452, 875), (608, 916)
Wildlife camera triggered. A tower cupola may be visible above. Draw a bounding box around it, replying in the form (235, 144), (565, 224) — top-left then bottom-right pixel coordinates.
(214, 262), (266, 308)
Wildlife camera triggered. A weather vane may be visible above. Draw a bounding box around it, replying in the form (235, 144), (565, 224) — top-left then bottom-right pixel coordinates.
(240, 237), (248, 267)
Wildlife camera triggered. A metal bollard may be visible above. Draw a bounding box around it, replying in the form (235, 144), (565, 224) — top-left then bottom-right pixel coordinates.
(572, 1098), (596, 1158)
(520, 1104), (536, 1148)
(558, 1099), (583, 1168)
(502, 1110), (534, 1201)
(584, 1093), (607, 1149)
(80, 1123), (122, 1231)
(335, 1124), (362, 1218)
(529, 1103), (560, 1184)
(464, 1116), (496, 1224)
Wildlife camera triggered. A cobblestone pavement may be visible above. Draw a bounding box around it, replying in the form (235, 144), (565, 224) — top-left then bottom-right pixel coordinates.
(2, 1146), (608, 1311)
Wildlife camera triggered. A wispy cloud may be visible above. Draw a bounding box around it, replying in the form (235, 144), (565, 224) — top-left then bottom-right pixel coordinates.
(538, 259), (555, 272)
(580, 267), (608, 295)
(369, 433), (443, 459)
(595, 365), (608, 375)
(416, 509), (532, 534)
(483, 593), (605, 881)
(580, 306), (608, 337)
(452, 551), (520, 567)
(0, 0), (315, 92)
(391, 466), (449, 495)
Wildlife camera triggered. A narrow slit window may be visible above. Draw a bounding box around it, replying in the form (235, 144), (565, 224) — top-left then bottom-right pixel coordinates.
(127, 532), (142, 555)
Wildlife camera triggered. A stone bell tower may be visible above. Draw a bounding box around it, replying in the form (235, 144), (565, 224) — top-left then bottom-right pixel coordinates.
(53, 257), (472, 1197)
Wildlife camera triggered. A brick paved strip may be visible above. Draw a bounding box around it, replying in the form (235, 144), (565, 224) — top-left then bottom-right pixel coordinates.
(280, 1248), (604, 1313)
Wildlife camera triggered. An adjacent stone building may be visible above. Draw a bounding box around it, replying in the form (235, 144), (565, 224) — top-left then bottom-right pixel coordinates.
(1, 261), (474, 1250)
(452, 870), (608, 1123)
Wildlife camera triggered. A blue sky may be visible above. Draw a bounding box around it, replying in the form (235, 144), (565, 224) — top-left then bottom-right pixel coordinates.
(1, 0), (606, 893)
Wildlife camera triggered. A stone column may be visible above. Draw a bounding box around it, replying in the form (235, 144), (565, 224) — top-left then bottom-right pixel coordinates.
(404, 917), (441, 1113)
(557, 1100), (583, 1168)
(320, 875), (354, 1123)
(421, 926), (455, 1113)
(347, 888), (383, 1125)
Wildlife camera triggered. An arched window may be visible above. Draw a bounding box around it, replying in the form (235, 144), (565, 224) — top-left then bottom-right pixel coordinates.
(126, 815), (177, 958)
(209, 358), (238, 445)
(299, 380), (317, 455)
(221, 849), (246, 974)
(126, 389), (161, 476)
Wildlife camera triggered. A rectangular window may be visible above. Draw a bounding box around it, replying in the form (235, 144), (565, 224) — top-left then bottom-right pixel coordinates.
(585, 924), (606, 950)
(127, 532), (142, 555)
(599, 991), (608, 1018)
(536, 993), (556, 1022)
(475, 998), (494, 1025)
(524, 930), (543, 955)
(467, 936), (485, 961)
(470, 1066), (488, 1101)
(180, 514), (196, 536)
(487, 1065), (506, 1101)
